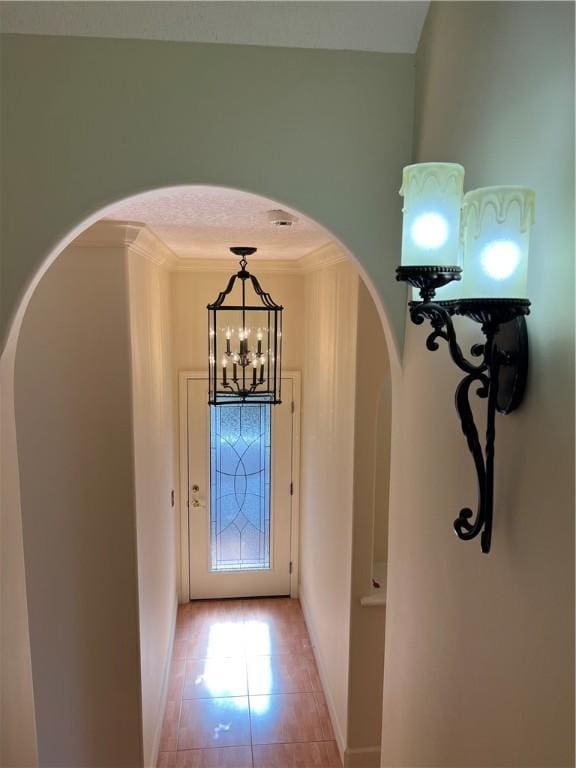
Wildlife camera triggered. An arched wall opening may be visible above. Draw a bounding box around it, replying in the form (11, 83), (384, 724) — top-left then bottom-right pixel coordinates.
(1, 184), (403, 768)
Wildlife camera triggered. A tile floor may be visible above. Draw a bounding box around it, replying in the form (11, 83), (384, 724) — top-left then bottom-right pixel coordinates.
(158, 598), (342, 768)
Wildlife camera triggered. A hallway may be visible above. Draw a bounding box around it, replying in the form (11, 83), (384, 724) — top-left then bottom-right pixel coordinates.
(158, 598), (342, 767)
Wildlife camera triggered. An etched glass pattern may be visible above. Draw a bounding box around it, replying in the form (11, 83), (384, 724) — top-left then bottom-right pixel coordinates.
(210, 404), (271, 571)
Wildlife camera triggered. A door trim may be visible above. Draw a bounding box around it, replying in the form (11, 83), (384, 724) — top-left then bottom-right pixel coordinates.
(178, 370), (301, 602)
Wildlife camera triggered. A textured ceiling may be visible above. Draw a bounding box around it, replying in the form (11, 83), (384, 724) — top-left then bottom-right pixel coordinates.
(0, 1), (429, 54)
(106, 186), (331, 260)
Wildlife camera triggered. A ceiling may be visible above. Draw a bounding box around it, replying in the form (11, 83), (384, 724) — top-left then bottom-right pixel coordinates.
(0, 1), (429, 54)
(106, 186), (331, 261)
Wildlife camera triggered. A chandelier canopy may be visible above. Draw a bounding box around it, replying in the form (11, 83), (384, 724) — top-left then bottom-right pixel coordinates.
(208, 247), (283, 405)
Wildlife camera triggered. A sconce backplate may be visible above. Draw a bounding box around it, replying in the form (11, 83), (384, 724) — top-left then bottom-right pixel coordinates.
(494, 316), (528, 414)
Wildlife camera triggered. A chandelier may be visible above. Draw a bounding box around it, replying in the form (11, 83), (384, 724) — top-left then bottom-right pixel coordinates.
(208, 247), (283, 405)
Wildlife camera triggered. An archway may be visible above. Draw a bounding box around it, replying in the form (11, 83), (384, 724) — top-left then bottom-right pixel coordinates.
(1, 184), (402, 768)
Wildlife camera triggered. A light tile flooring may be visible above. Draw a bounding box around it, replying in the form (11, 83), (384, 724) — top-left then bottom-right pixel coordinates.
(158, 598), (342, 767)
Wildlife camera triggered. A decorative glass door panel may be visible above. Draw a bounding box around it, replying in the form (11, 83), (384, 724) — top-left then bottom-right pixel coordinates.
(210, 404), (271, 571)
(187, 377), (296, 599)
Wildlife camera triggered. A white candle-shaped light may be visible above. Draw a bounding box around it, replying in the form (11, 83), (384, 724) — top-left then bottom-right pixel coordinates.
(225, 327), (231, 354)
(400, 162), (465, 267)
(460, 186), (535, 299)
(221, 356), (228, 385)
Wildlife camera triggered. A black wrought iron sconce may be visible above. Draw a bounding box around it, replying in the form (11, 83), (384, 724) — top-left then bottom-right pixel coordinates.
(396, 164), (535, 553)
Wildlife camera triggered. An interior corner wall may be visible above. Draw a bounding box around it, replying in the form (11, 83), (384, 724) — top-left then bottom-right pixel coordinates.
(346, 279), (389, 763)
(299, 260), (359, 754)
(13, 245), (144, 767)
(381, 3), (575, 767)
(127, 250), (177, 766)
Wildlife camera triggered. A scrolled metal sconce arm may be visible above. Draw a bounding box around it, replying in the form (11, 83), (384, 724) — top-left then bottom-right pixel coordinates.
(397, 267), (530, 553)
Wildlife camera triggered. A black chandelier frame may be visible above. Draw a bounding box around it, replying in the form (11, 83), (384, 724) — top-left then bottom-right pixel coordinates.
(397, 266), (530, 553)
(208, 247), (283, 406)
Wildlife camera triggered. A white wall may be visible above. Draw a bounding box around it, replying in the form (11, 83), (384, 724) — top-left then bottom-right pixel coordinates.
(347, 280), (389, 765)
(299, 260), (359, 754)
(381, 3), (575, 766)
(127, 243), (177, 767)
(14, 244), (144, 766)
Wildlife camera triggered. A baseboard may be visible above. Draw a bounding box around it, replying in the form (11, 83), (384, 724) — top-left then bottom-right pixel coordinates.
(299, 587), (347, 761)
(344, 745), (381, 767)
(149, 596), (178, 768)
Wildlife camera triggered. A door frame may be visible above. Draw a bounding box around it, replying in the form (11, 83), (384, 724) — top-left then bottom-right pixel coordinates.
(178, 370), (301, 602)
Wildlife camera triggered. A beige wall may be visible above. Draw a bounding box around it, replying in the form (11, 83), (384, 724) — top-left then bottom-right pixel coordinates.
(347, 280), (389, 765)
(381, 3), (575, 766)
(372, 378), (391, 569)
(127, 248), (177, 766)
(299, 260), (359, 753)
(0, 349), (37, 766)
(14, 245), (144, 766)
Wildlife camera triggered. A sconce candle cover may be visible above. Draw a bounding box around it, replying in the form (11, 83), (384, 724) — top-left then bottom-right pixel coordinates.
(460, 186), (535, 299)
(400, 162), (465, 267)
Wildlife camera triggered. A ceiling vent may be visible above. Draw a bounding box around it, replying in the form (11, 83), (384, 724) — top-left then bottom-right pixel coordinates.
(267, 209), (297, 227)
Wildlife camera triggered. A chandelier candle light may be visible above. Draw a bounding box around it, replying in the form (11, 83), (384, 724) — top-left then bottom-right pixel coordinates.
(396, 164), (534, 553)
(208, 247), (283, 405)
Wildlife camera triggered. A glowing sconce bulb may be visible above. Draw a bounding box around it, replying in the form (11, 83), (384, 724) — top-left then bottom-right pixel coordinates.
(400, 162), (465, 267)
(460, 186), (534, 299)
(411, 212), (449, 250)
(225, 327), (231, 340)
(480, 240), (521, 280)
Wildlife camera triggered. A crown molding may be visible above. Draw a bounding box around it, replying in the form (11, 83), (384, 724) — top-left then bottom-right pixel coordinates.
(172, 256), (302, 274)
(172, 242), (346, 274)
(74, 220), (178, 269)
(297, 242), (347, 273)
(74, 221), (346, 274)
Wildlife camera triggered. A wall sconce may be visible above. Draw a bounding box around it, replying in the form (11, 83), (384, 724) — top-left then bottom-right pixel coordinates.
(397, 163), (535, 553)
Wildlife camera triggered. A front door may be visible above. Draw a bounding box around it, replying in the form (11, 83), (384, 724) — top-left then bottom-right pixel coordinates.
(186, 376), (296, 599)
